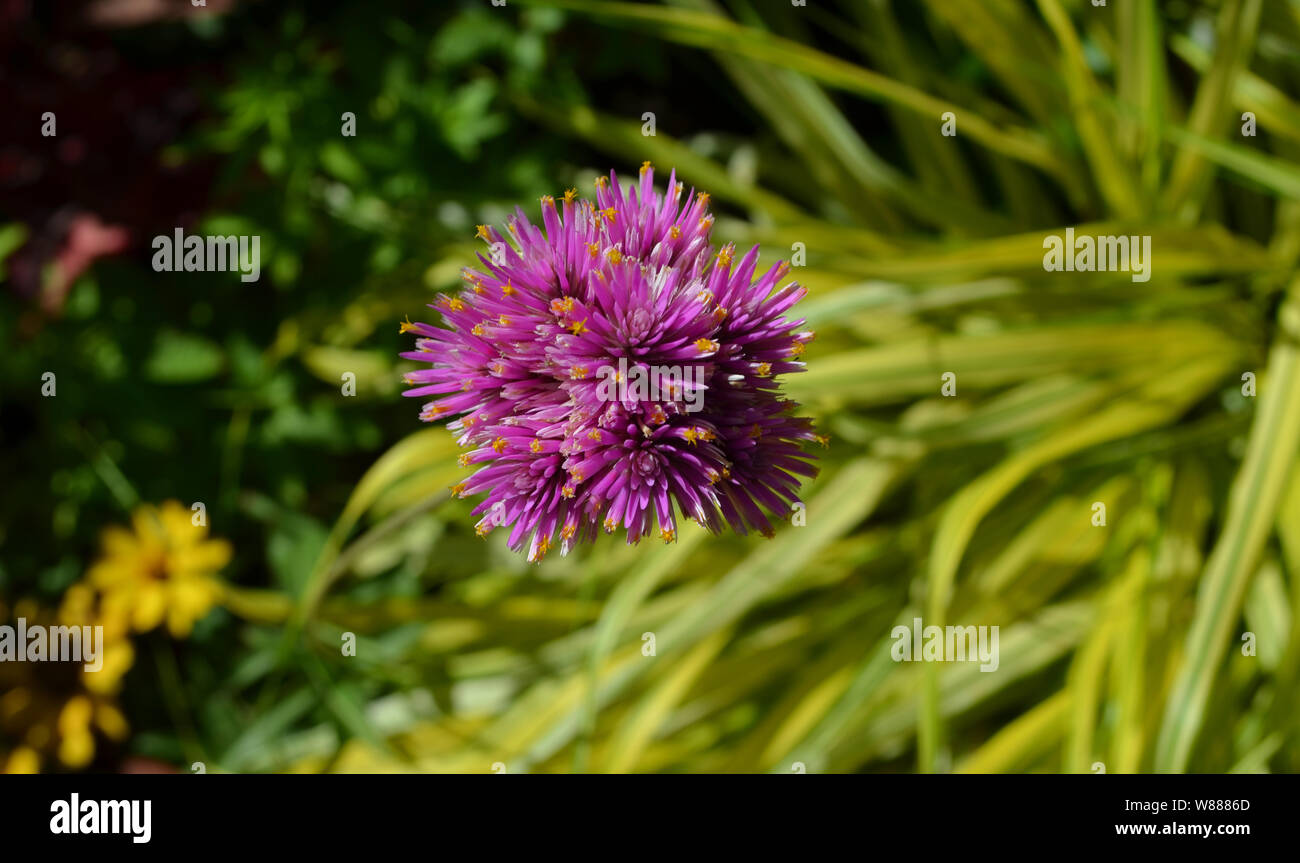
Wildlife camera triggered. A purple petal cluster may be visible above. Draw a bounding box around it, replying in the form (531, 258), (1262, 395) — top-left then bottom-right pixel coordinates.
(401, 164), (820, 561)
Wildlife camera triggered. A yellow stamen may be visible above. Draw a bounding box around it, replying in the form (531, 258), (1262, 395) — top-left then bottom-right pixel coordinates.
(640, 160), (653, 175)
(530, 439), (543, 453)
(695, 338), (719, 353)
(669, 225), (681, 239)
(568, 318), (587, 335)
(563, 188), (578, 204)
(660, 527), (675, 543)
(475, 225), (490, 241)
(491, 437), (508, 453)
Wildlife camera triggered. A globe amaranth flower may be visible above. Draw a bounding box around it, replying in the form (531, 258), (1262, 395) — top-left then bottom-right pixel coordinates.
(401, 163), (820, 562)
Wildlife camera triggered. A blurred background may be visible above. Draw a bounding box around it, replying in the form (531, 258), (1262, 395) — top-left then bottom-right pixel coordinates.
(3, 0), (1300, 774)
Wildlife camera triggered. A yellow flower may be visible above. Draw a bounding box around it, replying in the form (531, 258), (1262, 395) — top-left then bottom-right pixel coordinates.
(0, 599), (129, 773)
(88, 501), (232, 638)
(58, 584), (134, 696)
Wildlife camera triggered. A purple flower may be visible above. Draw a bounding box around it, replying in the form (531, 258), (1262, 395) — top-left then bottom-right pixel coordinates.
(401, 163), (820, 561)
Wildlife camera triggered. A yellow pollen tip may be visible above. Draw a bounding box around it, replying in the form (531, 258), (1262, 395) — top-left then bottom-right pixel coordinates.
(587, 242), (600, 258)
(492, 437), (508, 453)
(756, 362), (772, 376)
(570, 366), (588, 379)
(568, 318), (587, 335)
(563, 188), (578, 204)
(475, 225), (490, 241)
(498, 315), (511, 326)
(669, 225), (681, 239)
(640, 160), (653, 175)
(660, 527), (675, 543)
(530, 439), (543, 453)
(472, 324), (485, 336)
(502, 281), (515, 296)
(694, 338), (718, 353)
(450, 482), (467, 497)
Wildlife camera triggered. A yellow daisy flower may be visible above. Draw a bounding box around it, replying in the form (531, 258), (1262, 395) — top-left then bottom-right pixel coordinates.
(57, 583), (135, 696)
(87, 500), (232, 638)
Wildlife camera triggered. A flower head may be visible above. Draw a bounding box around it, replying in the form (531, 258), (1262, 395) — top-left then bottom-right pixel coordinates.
(402, 166), (817, 561)
(87, 501), (231, 638)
